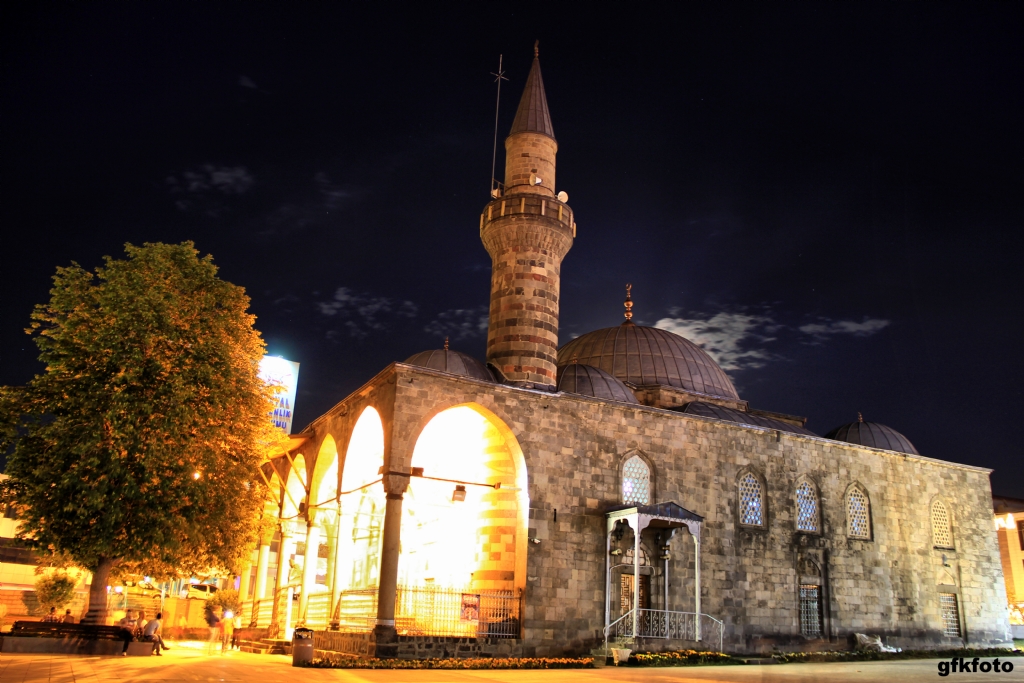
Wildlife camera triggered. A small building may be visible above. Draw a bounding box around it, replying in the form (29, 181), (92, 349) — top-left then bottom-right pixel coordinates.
(237, 50), (1012, 657)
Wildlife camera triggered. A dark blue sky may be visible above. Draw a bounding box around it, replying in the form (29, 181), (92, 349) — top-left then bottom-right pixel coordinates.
(2, 3), (1021, 495)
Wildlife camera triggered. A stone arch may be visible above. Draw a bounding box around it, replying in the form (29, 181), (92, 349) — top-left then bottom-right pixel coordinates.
(281, 454), (308, 520)
(337, 406), (387, 591)
(845, 482), (872, 540)
(619, 449), (655, 505)
(737, 467), (767, 528)
(399, 402), (529, 595)
(794, 476), (821, 533)
(310, 434), (340, 510)
(930, 497), (954, 549)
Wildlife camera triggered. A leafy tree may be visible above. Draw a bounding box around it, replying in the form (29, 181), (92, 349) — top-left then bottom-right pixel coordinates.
(209, 587), (241, 615)
(35, 571), (78, 612)
(0, 242), (278, 623)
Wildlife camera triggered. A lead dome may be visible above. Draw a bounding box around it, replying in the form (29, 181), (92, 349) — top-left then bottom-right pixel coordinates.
(404, 347), (495, 382)
(824, 415), (919, 455)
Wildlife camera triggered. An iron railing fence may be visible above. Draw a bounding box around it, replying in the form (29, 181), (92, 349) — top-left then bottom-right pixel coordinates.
(327, 586), (520, 638)
(604, 609), (724, 653)
(303, 592), (331, 629)
(395, 586), (520, 639)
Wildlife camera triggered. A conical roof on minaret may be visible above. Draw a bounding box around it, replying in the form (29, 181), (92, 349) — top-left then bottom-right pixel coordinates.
(509, 45), (555, 140)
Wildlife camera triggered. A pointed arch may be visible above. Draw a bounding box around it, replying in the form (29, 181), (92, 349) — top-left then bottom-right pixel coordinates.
(737, 468), (767, 528)
(336, 406), (387, 591)
(310, 434), (340, 510)
(399, 402), (529, 594)
(845, 482), (872, 540)
(620, 450), (654, 505)
(795, 477), (820, 533)
(931, 497), (954, 549)
(281, 454), (308, 520)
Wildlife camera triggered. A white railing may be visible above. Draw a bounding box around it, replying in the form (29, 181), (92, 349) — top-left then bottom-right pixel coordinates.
(604, 610), (724, 653)
(302, 592), (331, 629)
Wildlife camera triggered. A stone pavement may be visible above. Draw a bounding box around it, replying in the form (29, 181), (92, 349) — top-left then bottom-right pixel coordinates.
(0, 647), (1020, 683)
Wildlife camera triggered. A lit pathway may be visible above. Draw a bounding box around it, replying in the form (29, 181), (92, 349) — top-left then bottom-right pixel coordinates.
(0, 646), (1019, 683)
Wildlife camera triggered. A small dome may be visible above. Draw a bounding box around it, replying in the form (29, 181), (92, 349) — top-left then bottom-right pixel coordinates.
(404, 348), (495, 382)
(557, 363), (639, 404)
(678, 401), (816, 437)
(824, 416), (919, 455)
(557, 323), (739, 400)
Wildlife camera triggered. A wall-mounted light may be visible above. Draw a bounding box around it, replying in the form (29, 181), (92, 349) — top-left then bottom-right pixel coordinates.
(529, 538), (541, 544)
(609, 548), (623, 556)
(452, 485), (467, 503)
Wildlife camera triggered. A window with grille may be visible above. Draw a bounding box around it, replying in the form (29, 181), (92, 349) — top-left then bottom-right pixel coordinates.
(799, 585), (822, 637)
(940, 593), (961, 637)
(739, 474), (764, 526)
(931, 500), (953, 548)
(622, 455), (651, 505)
(847, 487), (871, 539)
(796, 481), (819, 532)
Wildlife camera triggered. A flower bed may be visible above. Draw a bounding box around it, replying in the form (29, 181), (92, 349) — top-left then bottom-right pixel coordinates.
(303, 656), (594, 669)
(772, 647), (1020, 664)
(627, 649), (745, 667)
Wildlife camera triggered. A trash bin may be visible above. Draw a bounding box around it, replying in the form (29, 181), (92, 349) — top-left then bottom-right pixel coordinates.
(292, 627), (315, 667)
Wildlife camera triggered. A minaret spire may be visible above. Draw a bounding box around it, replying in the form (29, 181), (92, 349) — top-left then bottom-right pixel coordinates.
(480, 46), (574, 388)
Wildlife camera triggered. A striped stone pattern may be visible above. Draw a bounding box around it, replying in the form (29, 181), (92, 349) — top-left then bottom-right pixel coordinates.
(472, 419), (519, 591)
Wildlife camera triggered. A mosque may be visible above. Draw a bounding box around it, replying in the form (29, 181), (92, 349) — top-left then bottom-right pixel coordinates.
(239, 49), (1012, 658)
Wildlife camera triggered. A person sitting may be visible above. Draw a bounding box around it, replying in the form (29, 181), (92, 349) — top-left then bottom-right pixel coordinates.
(143, 612), (170, 656)
(41, 607), (60, 622)
(117, 610), (137, 656)
(61, 609), (76, 624)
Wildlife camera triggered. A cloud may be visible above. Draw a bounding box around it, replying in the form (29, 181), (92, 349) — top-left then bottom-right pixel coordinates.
(798, 318), (890, 340)
(317, 287), (417, 339)
(239, 75), (258, 89)
(166, 165), (254, 208)
(424, 306), (489, 341)
(654, 312), (776, 371)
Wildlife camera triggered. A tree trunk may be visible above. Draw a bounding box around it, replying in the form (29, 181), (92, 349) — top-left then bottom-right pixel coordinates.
(81, 556), (114, 625)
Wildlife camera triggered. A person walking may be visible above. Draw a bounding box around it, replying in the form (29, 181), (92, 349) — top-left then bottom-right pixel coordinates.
(143, 612), (171, 655)
(221, 611), (234, 653)
(204, 606), (221, 655)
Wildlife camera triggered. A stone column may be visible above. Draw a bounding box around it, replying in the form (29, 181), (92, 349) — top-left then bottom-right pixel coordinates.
(253, 526), (274, 600)
(238, 558), (253, 602)
(299, 510), (321, 621)
(632, 516), (640, 639)
(374, 481), (407, 657)
(330, 507), (346, 629)
(272, 525), (296, 628)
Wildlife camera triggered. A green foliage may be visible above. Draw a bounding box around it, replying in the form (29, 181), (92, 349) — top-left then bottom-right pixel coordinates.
(629, 650), (743, 666)
(209, 587), (241, 614)
(34, 572), (78, 610)
(304, 657), (595, 669)
(770, 648), (1017, 663)
(0, 242), (278, 582)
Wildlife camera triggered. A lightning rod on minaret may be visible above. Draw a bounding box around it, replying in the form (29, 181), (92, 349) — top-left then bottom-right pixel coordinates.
(490, 55), (508, 196)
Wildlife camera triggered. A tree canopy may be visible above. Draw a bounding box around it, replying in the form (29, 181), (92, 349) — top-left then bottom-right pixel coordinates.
(0, 242), (277, 621)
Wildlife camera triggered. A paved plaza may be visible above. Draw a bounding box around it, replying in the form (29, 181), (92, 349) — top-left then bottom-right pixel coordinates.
(0, 647), (1020, 683)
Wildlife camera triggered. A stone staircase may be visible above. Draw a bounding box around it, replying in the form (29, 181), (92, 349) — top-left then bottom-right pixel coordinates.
(590, 636), (634, 665)
(237, 637), (291, 656)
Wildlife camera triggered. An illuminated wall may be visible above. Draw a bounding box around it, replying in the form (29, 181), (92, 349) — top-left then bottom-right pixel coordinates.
(337, 407), (386, 591)
(399, 405), (524, 592)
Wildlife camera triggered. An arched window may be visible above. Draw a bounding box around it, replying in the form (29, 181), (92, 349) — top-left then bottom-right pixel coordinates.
(622, 455), (651, 505)
(931, 500), (953, 548)
(796, 481), (819, 532)
(847, 486), (871, 539)
(739, 473), (764, 526)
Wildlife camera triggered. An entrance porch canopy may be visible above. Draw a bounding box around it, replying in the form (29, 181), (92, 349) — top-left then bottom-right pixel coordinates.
(605, 501), (704, 641)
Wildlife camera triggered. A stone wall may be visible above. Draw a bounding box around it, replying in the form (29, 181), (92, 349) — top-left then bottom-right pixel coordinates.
(291, 363), (1011, 656)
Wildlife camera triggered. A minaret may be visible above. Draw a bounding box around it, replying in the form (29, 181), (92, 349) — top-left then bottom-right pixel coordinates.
(480, 44), (575, 388)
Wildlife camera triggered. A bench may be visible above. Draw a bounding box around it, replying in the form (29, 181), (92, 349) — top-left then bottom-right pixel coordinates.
(3, 621), (156, 655)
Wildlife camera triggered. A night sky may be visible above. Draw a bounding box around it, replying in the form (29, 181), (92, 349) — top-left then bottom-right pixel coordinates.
(2, 3), (1021, 496)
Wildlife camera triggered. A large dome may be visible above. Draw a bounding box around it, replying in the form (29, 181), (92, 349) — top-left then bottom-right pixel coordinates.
(404, 348), (495, 382)
(557, 323), (739, 400)
(557, 363), (639, 404)
(824, 415), (919, 455)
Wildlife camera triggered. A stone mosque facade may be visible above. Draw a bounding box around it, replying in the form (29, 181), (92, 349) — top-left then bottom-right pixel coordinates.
(244, 51), (1012, 657)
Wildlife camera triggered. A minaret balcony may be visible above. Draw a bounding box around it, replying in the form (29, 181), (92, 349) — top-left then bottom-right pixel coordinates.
(479, 194), (576, 240)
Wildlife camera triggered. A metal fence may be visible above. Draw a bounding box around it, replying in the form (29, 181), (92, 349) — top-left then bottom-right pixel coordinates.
(327, 586), (520, 638)
(605, 609), (724, 652)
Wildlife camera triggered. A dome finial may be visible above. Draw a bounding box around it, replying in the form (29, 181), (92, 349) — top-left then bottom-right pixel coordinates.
(623, 283), (634, 324)
(857, 411), (863, 422)
(444, 336), (449, 351)
(534, 40), (539, 58)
